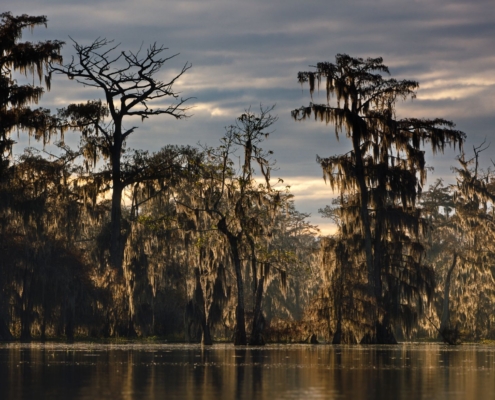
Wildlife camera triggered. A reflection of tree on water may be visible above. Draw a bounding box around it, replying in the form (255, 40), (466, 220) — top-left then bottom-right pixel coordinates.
(1, 345), (495, 399)
(204, 348), (224, 397)
(234, 348), (247, 399)
(250, 349), (264, 396)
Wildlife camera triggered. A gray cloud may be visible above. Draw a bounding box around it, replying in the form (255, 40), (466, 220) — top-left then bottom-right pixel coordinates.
(7, 0), (495, 233)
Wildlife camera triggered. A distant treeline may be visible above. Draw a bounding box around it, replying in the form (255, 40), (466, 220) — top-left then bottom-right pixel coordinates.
(1, 12), (494, 344)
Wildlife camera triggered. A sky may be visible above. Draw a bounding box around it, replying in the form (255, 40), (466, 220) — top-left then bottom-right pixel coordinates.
(7, 0), (495, 234)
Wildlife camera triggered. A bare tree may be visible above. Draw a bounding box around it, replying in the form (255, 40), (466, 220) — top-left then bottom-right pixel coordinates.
(51, 38), (192, 271)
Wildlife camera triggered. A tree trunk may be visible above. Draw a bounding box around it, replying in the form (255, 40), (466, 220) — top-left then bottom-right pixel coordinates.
(217, 217), (247, 345)
(40, 285), (47, 342)
(371, 210), (396, 344)
(0, 317), (13, 341)
(202, 322), (212, 346)
(440, 252), (457, 332)
(350, 118), (374, 298)
(333, 246), (345, 344)
(360, 314), (398, 344)
(127, 320), (136, 338)
(184, 301), (201, 342)
(234, 304), (246, 345)
(249, 275), (265, 345)
(110, 132), (124, 272)
(20, 307), (32, 342)
(110, 181), (123, 271)
(40, 315), (47, 342)
(231, 243), (247, 345)
(438, 252), (460, 345)
(375, 315), (398, 344)
(20, 271), (33, 342)
(193, 268), (212, 345)
(0, 291), (13, 341)
(65, 297), (75, 343)
(332, 319), (342, 344)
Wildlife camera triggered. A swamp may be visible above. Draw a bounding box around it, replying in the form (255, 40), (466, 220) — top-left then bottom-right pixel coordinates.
(2, 12), (495, 400)
(2, 342), (495, 399)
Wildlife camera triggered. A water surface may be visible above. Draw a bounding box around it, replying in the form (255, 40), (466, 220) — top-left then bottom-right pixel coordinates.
(1, 342), (494, 399)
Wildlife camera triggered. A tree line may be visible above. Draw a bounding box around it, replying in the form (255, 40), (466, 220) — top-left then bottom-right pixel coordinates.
(1, 12), (494, 344)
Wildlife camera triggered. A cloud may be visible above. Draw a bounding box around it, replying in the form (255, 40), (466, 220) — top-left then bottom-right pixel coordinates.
(6, 0), (495, 232)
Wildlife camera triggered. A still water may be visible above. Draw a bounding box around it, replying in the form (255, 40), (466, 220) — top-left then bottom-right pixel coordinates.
(1, 342), (495, 400)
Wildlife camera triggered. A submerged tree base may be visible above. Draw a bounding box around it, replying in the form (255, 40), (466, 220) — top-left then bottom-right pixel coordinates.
(360, 322), (398, 345)
(439, 327), (462, 345)
(0, 322), (13, 342)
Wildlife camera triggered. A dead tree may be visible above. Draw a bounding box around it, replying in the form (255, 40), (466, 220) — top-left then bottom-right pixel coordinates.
(52, 38), (191, 271)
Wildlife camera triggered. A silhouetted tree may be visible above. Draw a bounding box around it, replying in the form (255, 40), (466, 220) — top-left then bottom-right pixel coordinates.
(0, 146), (97, 341)
(0, 12), (63, 171)
(293, 54), (465, 342)
(0, 12), (63, 341)
(173, 106), (289, 345)
(51, 38), (191, 271)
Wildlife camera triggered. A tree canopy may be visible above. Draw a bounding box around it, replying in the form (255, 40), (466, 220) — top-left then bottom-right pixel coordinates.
(51, 38), (192, 271)
(2, 13), (495, 345)
(0, 12), (63, 173)
(293, 54), (465, 343)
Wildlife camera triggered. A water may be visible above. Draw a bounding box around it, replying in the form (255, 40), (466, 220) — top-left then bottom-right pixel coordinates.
(1, 343), (495, 399)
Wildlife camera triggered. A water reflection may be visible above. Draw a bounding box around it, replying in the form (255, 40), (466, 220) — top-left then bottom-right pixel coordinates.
(1, 343), (494, 400)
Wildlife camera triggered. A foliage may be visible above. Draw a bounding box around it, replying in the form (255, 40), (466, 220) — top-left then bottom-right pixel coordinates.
(0, 12), (63, 170)
(2, 13), (494, 344)
(51, 38), (192, 271)
(293, 54), (465, 343)
(0, 12), (65, 341)
(422, 145), (495, 342)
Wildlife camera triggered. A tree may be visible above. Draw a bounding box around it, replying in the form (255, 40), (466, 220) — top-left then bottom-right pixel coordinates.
(419, 178), (457, 341)
(173, 106), (288, 345)
(422, 144), (495, 343)
(51, 38), (191, 271)
(315, 201), (373, 344)
(205, 106), (281, 345)
(0, 12), (63, 341)
(120, 145), (203, 337)
(0, 146), (96, 341)
(293, 54), (465, 343)
(0, 12), (63, 172)
(261, 201), (321, 343)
